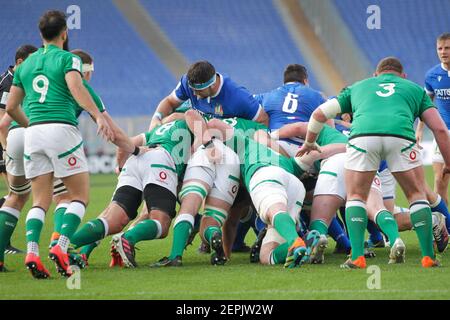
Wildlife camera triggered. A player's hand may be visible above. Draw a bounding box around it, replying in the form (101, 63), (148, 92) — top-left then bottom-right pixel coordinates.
(296, 142), (321, 157)
(96, 115), (115, 142)
(415, 133), (423, 150)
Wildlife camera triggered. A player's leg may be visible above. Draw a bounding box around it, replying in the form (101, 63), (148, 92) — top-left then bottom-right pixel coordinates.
(24, 172), (54, 278)
(386, 136), (439, 267)
(342, 169), (375, 268)
(49, 179), (70, 245)
(309, 153), (347, 264)
(425, 183), (450, 234)
(392, 166), (438, 267)
(115, 182), (177, 268)
(199, 147), (240, 265)
(249, 166), (315, 269)
(153, 145), (214, 266)
(0, 127), (31, 269)
(0, 174), (30, 271)
(432, 144), (449, 204)
(259, 227), (289, 265)
(367, 182), (405, 264)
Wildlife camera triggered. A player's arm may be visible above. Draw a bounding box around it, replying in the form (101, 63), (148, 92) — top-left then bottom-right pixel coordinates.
(149, 94), (182, 131)
(162, 112), (185, 124)
(270, 122), (309, 140)
(5, 85), (28, 128)
(295, 143), (346, 169)
(102, 111), (144, 154)
(65, 71), (114, 141)
(185, 109), (214, 146)
(116, 133), (146, 171)
(416, 91), (435, 147)
(421, 108), (450, 176)
(297, 98), (342, 156)
(0, 113), (13, 147)
(253, 130), (290, 157)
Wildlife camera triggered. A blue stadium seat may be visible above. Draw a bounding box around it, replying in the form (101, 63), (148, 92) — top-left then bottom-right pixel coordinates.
(333, 0), (450, 85)
(140, 0), (320, 94)
(0, 0), (175, 116)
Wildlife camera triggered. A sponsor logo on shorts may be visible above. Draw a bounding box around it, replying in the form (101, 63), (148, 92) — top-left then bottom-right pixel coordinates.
(159, 171), (167, 180)
(409, 151), (417, 161)
(231, 185), (238, 194)
(373, 177), (381, 186)
(68, 157), (77, 166)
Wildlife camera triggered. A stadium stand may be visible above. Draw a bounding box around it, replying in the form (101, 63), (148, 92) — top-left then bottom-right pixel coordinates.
(139, 0), (320, 94)
(0, 0), (175, 116)
(333, 0), (450, 86)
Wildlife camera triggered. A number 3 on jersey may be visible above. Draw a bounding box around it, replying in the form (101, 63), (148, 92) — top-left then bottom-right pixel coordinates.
(376, 83), (396, 97)
(32, 75), (49, 103)
(282, 93), (299, 113)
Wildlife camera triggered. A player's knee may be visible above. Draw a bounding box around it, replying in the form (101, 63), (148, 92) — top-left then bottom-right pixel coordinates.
(258, 194), (287, 224)
(203, 205), (228, 228)
(179, 180), (208, 203)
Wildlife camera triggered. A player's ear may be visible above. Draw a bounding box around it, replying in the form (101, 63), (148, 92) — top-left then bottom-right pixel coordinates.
(15, 58), (24, 66)
(401, 72), (407, 79)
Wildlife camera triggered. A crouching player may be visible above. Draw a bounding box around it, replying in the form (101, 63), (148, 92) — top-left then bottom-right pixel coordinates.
(151, 110), (241, 267)
(70, 120), (193, 267)
(206, 118), (323, 268)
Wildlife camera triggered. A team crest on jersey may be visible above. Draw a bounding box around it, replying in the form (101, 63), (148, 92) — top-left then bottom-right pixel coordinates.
(438, 76), (442, 82)
(214, 103), (223, 116)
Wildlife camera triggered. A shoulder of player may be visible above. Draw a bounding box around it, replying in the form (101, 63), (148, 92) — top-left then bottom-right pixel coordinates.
(425, 64), (444, 78)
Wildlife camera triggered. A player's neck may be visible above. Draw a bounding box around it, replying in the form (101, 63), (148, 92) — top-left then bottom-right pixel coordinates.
(43, 40), (63, 50)
(441, 62), (450, 71)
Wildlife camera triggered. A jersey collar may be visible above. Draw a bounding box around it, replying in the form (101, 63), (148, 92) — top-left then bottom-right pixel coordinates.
(441, 63), (450, 77)
(211, 73), (224, 98)
(8, 66), (14, 76)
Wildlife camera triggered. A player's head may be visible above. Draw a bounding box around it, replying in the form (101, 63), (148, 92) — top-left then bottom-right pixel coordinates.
(71, 49), (94, 81)
(38, 10), (69, 50)
(14, 44), (37, 67)
(283, 64), (308, 85)
(436, 32), (450, 65)
(375, 57), (406, 78)
(187, 61), (217, 99)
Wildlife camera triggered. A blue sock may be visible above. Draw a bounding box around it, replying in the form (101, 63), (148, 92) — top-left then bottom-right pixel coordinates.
(255, 216), (266, 233)
(300, 210), (310, 228)
(430, 195), (450, 233)
(232, 207), (255, 251)
(328, 216), (351, 250)
(339, 206), (348, 233)
(367, 220), (383, 243)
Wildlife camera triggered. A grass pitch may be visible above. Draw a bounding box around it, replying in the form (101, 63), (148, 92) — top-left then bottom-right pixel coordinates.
(1, 167), (449, 300)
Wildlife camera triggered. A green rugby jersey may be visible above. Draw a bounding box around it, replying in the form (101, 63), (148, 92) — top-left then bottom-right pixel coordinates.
(220, 117), (268, 138)
(12, 44), (83, 126)
(317, 125), (348, 146)
(314, 125), (348, 172)
(337, 73), (434, 142)
(144, 120), (193, 177)
(229, 132), (304, 190)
